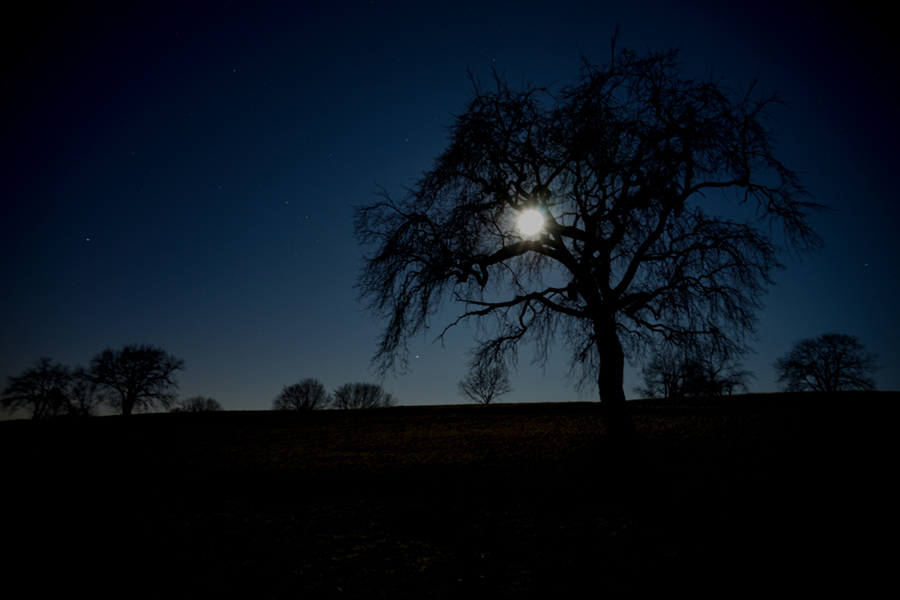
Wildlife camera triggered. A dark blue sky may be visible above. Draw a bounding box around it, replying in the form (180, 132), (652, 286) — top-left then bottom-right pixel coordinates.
(2, 0), (897, 414)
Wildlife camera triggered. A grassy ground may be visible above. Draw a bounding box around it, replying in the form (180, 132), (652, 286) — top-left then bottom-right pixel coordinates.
(3, 392), (892, 597)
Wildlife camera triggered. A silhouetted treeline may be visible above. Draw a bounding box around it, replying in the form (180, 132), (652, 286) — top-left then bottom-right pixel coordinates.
(2, 344), (189, 419)
(271, 379), (397, 410)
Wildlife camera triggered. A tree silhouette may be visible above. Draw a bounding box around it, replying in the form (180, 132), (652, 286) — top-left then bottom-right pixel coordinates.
(272, 379), (332, 410)
(774, 333), (879, 392)
(332, 383), (396, 409)
(66, 367), (108, 417)
(458, 362), (513, 404)
(88, 344), (185, 417)
(1, 357), (73, 419)
(635, 344), (753, 398)
(355, 39), (825, 437)
(173, 395), (223, 412)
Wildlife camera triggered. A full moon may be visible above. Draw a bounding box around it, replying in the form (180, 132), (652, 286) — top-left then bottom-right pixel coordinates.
(517, 209), (544, 235)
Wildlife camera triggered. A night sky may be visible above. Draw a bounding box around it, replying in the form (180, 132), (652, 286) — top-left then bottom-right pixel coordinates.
(2, 0), (897, 416)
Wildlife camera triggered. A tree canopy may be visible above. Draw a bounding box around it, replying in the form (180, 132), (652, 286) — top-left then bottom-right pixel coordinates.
(774, 333), (879, 392)
(272, 379), (332, 410)
(1, 359), (106, 419)
(458, 362), (513, 405)
(355, 40), (825, 434)
(174, 396), (224, 412)
(1, 357), (73, 419)
(89, 344), (184, 416)
(332, 383), (396, 409)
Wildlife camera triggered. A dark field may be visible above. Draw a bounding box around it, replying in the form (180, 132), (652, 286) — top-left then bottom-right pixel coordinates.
(3, 392), (892, 597)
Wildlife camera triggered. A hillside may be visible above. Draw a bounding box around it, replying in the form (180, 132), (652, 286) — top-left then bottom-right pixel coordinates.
(3, 392), (892, 598)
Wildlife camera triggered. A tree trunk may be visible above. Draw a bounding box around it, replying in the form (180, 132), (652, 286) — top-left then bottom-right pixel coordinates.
(595, 317), (637, 442)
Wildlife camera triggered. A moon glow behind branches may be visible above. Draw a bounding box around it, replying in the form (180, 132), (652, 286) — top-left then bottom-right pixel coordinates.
(517, 210), (544, 235)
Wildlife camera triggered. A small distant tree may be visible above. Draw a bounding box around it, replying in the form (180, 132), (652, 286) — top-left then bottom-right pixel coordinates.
(332, 383), (396, 409)
(173, 395), (223, 412)
(1, 357), (73, 419)
(774, 333), (880, 392)
(272, 378), (332, 410)
(634, 348), (682, 399)
(458, 362), (513, 405)
(635, 344), (753, 398)
(89, 344), (185, 416)
(66, 368), (108, 417)
(684, 356), (754, 396)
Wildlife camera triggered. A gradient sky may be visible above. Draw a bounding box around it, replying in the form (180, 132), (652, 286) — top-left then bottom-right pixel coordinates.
(2, 0), (897, 416)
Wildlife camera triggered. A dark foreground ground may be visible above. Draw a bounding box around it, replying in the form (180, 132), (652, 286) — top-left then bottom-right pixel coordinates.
(2, 392), (893, 598)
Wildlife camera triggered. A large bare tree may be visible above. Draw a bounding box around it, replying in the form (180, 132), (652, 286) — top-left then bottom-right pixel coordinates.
(355, 40), (825, 437)
(89, 344), (184, 417)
